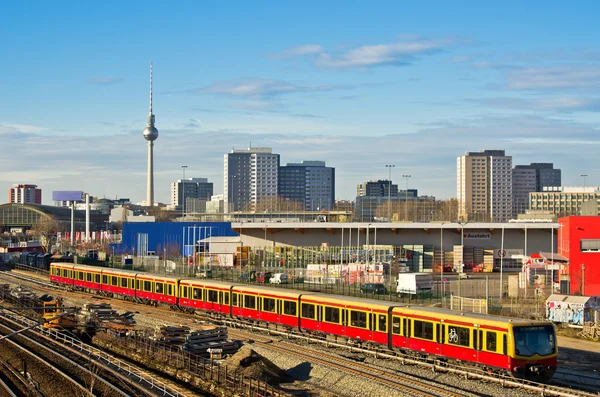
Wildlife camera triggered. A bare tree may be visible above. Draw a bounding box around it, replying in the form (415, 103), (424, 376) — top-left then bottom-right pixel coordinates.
(32, 216), (61, 252)
(147, 207), (177, 222)
(251, 195), (305, 212)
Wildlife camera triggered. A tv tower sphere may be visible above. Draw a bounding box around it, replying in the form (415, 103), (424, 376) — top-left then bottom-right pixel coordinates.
(143, 62), (159, 141)
(143, 123), (159, 141)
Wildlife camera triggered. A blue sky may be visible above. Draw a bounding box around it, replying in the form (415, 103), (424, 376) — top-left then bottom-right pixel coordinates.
(1, 1), (599, 204)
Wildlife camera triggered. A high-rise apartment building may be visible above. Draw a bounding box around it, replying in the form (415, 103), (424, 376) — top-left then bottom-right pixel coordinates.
(170, 178), (213, 210)
(530, 186), (598, 217)
(357, 180), (398, 197)
(457, 150), (513, 222)
(224, 148), (280, 212)
(278, 161), (335, 211)
(8, 184), (42, 204)
(513, 163), (561, 215)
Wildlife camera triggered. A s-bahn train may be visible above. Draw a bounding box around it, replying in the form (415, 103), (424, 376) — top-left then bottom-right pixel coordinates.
(49, 263), (557, 380)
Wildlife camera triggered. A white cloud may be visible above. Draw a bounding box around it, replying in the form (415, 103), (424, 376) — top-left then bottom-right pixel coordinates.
(272, 44), (324, 59)
(88, 76), (124, 85)
(506, 66), (600, 90)
(0, 123), (46, 133)
(471, 97), (600, 112)
(200, 78), (341, 98)
(272, 37), (455, 69)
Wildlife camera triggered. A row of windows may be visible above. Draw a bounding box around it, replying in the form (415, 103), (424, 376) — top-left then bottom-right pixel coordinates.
(390, 318), (506, 353)
(52, 269), (176, 296)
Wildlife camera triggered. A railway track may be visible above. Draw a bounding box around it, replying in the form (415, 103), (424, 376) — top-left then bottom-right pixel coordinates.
(0, 307), (189, 397)
(0, 309), (141, 396)
(2, 269), (599, 397)
(229, 329), (470, 397)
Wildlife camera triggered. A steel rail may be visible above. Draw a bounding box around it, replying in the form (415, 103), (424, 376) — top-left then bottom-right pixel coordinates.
(0, 374), (19, 397)
(5, 269), (597, 397)
(0, 308), (187, 397)
(0, 319), (101, 396)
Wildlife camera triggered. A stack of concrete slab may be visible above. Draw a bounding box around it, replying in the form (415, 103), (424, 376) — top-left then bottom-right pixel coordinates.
(81, 303), (116, 320)
(157, 325), (190, 345)
(182, 327), (240, 356)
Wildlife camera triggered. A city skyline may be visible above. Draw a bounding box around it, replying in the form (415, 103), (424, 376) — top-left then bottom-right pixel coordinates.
(1, 2), (599, 204)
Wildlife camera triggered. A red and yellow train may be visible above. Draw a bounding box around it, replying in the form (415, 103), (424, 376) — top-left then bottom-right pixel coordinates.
(50, 263), (557, 380)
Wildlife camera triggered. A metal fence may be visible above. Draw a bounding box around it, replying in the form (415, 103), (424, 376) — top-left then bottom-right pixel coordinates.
(107, 334), (287, 397)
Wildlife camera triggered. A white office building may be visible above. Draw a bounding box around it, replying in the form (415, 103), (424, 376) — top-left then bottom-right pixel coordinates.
(457, 149), (513, 222)
(224, 148), (280, 212)
(170, 178), (213, 211)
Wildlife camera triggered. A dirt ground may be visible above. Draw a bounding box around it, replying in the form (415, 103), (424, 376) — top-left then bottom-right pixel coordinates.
(558, 336), (600, 376)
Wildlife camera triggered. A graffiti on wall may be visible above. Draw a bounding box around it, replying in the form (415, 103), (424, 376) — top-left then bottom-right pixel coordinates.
(546, 296), (600, 325)
(546, 301), (585, 325)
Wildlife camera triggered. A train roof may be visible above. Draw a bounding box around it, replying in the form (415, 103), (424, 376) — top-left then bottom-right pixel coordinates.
(301, 292), (400, 311)
(136, 273), (180, 282)
(101, 268), (139, 277)
(72, 264), (104, 272)
(50, 262), (74, 268)
(391, 305), (548, 328)
(232, 285), (309, 299)
(179, 279), (237, 288)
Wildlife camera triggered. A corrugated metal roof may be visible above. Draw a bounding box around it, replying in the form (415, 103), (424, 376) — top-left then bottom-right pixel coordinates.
(540, 252), (568, 261)
(547, 294), (591, 304)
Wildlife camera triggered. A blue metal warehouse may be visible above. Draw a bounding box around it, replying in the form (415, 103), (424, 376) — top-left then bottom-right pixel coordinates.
(114, 222), (238, 255)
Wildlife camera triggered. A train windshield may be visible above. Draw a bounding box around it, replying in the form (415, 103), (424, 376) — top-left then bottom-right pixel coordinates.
(513, 325), (555, 357)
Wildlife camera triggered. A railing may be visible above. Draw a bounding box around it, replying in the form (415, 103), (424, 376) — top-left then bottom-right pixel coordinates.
(13, 264), (48, 277)
(104, 334), (287, 397)
(0, 310), (185, 397)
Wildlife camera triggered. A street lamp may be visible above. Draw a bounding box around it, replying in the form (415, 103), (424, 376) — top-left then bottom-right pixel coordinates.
(458, 221), (467, 272)
(440, 223), (445, 301)
(385, 165), (395, 221)
(181, 165), (188, 219)
(402, 175), (411, 221)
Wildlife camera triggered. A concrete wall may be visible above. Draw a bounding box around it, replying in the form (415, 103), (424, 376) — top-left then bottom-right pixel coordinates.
(235, 222), (557, 256)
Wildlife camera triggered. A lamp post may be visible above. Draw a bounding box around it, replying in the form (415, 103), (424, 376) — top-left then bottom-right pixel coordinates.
(458, 221), (467, 272)
(181, 165), (188, 219)
(500, 226), (505, 299)
(440, 223), (445, 302)
(403, 174), (411, 221)
(385, 165), (395, 221)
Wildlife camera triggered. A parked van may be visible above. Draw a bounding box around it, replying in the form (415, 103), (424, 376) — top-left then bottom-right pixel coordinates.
(256, 272), (272, 283)
(269, 273), (288, 284)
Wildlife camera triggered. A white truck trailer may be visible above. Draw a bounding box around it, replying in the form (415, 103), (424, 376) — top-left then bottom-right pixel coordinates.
(396, 273), (434, 295)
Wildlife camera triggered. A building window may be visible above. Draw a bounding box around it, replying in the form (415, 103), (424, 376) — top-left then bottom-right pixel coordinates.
(581, 239), (600, 252)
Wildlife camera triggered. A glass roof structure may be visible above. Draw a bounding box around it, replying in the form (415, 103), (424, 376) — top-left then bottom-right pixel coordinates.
(0, 203), (87, 228)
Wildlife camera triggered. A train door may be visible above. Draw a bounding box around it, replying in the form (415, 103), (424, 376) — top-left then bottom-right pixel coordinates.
(276, 299), (282, 325)
(435, 322), (442, 355)
(474, 327), (483, 363)
(317, 305), (323, 331)
(368, 312), (375, 341)
(341, 308), (348, 337)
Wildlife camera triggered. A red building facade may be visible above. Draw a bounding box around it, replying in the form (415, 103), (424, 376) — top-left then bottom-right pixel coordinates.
(558, 216), (600, 295)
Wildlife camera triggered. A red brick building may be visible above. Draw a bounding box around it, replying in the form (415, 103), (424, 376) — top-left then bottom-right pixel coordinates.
(558, 216), (600, 295)
(8, 184), (42, 204)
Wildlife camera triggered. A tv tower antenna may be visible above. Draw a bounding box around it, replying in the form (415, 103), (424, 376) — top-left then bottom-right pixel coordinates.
(143, 62), (159, 206)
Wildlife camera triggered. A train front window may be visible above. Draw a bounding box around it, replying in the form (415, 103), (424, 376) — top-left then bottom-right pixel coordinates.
(514, 325), (555, 357)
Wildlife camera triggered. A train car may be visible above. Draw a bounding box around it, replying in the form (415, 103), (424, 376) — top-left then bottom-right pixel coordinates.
(232, 286), (306, 328)
(179, 280), (235, 315)
(390, 306), (556, 380)
(299, 293), (392, 345)
(101, 268), (137, 298)
(135, 273), (179, 304)
(72, 264), (103, 291)
(49, 262), (75, 286)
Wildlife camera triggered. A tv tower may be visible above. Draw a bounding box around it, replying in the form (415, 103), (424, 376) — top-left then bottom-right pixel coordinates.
(143, 63), (159, 206)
